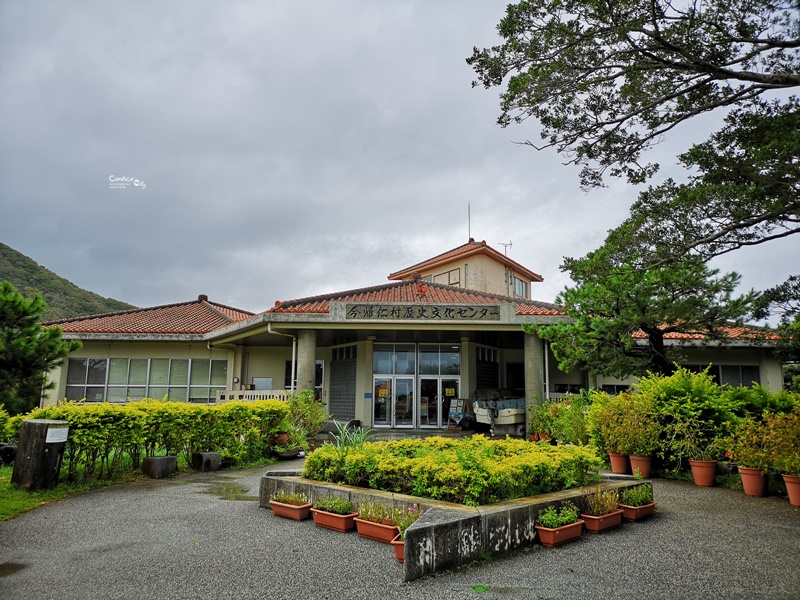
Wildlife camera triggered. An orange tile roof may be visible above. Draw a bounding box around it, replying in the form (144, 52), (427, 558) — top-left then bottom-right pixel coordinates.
(388, 239), (544, 282)
(631, 325), (778, 341)
(268, 280), (564, 316)
(45, 295), (254, 334)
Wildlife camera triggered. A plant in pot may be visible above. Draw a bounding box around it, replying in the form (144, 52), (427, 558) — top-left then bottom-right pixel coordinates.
(354, 501), (399, 543)
(269, 490), (312, 521)
(618, 483), (657, 521)
(580, 486), (623, 534)
(617, 393), (661, 479)
(587, 391), (629, 474)
(310, 496), (358, 532)
(534, 502), (584, 547)
(763, 411), (800, 506)
(664, 416), (723, 487)
(390, 503), (426, 563)
(273, 424), (309, 459)
(726, 416), (770, 497)
(528, 400), (554, 442)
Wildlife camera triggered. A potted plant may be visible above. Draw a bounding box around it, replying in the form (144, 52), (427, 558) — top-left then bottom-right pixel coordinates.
(390, 503), (426, 563)
(618, 484), (657, 521)
(587, 391), (630, 474)
(269, 490), (312, 521)
(665, 417), (723, 487)
(617, 393), (661, 478)
(580, 486), (623, 534)
(726, 416), (770, 497)
(528, 401), (553, 442)
(534, 502), (584, 547)
(764, 411), (800, 506)
(354, 501), (399, 543)
(310, 496), (358, 532)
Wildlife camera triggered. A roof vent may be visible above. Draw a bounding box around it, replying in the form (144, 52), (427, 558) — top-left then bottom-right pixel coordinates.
(198, 294), (208, 302)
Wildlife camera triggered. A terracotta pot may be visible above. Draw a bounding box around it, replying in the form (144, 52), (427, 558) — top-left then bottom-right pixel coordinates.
(534, 520), (585, 547)
(608, 452), (629, 475)
(689, 459), (717, 487)
(619, 501), (657, 522)
(739, 466), (767, 497)
(269, 499), (312, 521)
(391, 534), (405, 563)
(354, 517), (399, 543)
(275, 432), (289, 447)
(310, 508), (358, 532)
(629, 455), (652, 478)
(782, 474), (800, 507)
(580, 509), (623, 534)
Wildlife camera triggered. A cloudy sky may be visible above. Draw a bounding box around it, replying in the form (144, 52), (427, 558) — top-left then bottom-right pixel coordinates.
(1, 1), (797, 318)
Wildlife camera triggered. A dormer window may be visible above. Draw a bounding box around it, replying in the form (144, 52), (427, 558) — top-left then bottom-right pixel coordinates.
(513, 276), (528, 298)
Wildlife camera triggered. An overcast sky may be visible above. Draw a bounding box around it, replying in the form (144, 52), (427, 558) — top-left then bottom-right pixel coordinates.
(1, 1), (797, 320)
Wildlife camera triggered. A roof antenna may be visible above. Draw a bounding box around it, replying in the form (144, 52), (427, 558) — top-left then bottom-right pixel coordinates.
(499, 241), (512, 255)
(468, 202), (471, 241)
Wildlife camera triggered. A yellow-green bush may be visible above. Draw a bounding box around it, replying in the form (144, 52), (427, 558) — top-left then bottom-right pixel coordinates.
(302, 435), (601, 506)
(9, 399), (289, 480)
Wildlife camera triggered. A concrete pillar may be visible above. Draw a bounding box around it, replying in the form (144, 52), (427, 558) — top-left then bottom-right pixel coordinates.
(296, 330), (317, 391)
(524, 332), (545, 407)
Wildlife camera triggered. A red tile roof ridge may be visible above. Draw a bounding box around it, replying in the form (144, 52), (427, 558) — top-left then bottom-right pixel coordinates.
(388, 239), (543, 282)
(267, 280), (563, 314)
(44, 296), (253, 327)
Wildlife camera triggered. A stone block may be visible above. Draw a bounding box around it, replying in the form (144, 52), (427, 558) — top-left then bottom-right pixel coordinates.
(141, 456), (177, 479)
(191, 452), (222, 472)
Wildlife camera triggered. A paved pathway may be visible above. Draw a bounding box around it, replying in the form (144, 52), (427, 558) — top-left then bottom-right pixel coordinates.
(1, 461), (799, 600)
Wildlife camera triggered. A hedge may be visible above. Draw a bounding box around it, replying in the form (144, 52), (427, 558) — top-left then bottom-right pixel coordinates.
(7, 399), (289, 480)
(302, 435), (601, 506)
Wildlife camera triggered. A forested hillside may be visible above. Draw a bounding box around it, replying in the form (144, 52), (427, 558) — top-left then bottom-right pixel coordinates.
(0, 242), (136, 321)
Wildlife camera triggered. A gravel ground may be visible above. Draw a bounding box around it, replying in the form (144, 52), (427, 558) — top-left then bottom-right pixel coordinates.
(1, 461), (799, 600)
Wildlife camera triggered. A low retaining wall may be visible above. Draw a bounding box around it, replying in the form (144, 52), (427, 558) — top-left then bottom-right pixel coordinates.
(259, 473), (652, 581)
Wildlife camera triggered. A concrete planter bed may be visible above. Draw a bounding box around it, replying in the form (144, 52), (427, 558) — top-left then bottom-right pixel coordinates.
(260, 473), (652, 581)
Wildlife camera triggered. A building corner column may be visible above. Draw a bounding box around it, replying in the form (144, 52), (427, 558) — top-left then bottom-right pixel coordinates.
(296, 330), (317, 392)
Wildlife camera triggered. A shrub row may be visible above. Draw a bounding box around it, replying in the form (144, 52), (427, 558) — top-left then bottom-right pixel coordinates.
(7, 399), (289, 480)
(302, 435), (601, 506)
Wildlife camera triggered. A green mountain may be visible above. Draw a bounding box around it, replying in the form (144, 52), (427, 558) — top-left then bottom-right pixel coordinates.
(0, 242), (137, 321)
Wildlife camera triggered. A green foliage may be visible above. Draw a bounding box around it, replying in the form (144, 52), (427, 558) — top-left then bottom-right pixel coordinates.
(0, 405), (9, 442)
(303, 435), (601, 506)
(313, 496), (353, 515)
(468, 1), (799, 189)
(286, 390), (330, 437)
(581, 487), (620, 517)
(529, 258), (753, 378)
(620, 484), (653, 508)
(395, 503), (425, 541)
(537, 502), (579, 528)
(356, 501), (395, 525)
(763, 411), (800, 476)
(0, 243), (136, 322)
(0, 281), (83, 415)
(529, 396), (590, 445)
(270, 490), (308, 506)
(13, 399), (288, 480)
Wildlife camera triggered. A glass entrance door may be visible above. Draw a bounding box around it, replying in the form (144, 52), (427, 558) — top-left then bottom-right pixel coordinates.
(419, 377), (460, 428)
(373, 376), (414, 428)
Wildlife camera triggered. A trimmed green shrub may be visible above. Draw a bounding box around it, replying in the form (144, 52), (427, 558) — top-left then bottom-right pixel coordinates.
(303, 435), (601, 506)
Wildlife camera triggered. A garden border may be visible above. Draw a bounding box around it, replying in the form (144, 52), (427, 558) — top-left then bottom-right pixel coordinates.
(259, 472), (652, 581)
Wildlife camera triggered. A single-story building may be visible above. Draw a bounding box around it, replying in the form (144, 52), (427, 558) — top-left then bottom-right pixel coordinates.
(43, 239), (784, 431)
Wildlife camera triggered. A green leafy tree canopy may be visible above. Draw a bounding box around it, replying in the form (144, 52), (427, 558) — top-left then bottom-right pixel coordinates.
(0, 281), (82, 415)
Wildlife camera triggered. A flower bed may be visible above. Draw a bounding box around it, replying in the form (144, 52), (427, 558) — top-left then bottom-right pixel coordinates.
(302, 434), (601, 506)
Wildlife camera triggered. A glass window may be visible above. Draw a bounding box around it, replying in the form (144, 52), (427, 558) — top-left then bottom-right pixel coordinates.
(108, 359), (128, 385)
(127, 387), (147, 401)
(65, 386), (85, 401)
(741, 366), (760, 386)
(149, 359), (169, 385)
(128, 359), (148, 385)
(149, 387), (168, 400)
(210, 360), (227, 385)
(395, 344), (416, 375)
(67, 359), (87, 385)
(419, 345), (439, 375)
(441, 346), (461, 375)
(373, 345), (393, 374)
(107, 387), (128, 402)
(168, 387), (188, 402)
(514, 276), (527, 298)
(85, 386), (105, 402)
(169, 359), (189, 385)
(190, 359), (210, 385)
(189, 387), (211, 403)
(87, 359), (107, 385)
